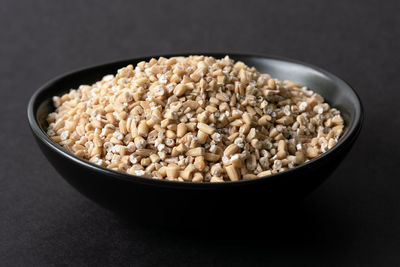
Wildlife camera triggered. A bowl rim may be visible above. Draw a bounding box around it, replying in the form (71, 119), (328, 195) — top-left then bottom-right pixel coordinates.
(27, 52), (364, 189)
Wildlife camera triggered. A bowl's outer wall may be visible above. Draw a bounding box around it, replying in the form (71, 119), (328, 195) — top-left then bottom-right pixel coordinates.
(29, 54), (363, 224)
(33, 132), (357, 224)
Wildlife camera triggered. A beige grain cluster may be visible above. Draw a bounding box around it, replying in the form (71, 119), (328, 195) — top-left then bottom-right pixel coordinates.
(47, 55), (344, 182)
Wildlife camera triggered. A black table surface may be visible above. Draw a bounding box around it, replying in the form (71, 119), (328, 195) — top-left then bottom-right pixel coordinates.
(1, 0), (399, 266)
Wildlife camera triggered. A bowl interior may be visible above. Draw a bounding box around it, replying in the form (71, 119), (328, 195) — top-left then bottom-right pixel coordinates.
(30, 53), (362, 185)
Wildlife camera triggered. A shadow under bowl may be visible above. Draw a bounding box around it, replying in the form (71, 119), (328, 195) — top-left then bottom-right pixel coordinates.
(28, 53), (363, 227)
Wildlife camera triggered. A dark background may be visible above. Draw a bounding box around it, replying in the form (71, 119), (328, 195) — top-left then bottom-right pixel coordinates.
(1, 0), (399, 266)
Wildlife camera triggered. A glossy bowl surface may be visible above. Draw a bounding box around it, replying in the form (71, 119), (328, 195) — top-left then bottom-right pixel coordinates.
(28, 54), (363, 225)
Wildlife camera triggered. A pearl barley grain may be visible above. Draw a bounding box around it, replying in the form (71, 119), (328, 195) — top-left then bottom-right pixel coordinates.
(47, 55), (344, 182)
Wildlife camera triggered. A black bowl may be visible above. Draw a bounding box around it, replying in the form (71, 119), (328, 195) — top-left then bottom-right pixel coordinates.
(28, 54), (363, 226)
